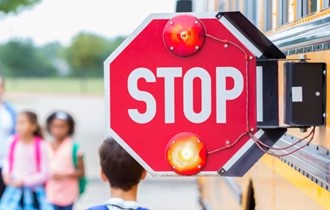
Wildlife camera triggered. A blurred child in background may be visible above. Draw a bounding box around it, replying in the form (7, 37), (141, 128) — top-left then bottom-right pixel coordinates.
(0, 75), (16, 199)
(0, 111), (52, 210)
(45, 111), (86, 210)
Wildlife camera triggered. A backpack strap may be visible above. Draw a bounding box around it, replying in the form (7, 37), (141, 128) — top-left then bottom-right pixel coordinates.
(72, 142), (79, 168)
(88, 205), (108, 210)
(8, 136), (19, 173)
(34, 136), (42, 173)
(9, 136), (42, 173)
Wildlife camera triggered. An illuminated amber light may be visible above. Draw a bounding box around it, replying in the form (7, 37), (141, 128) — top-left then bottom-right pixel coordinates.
(163, 14), (206, 57)
(166, 132), (207, 175)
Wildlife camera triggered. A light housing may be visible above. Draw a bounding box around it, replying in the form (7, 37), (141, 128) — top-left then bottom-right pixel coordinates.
(163, 14), (205, 57)
(166, 132), (207, 175)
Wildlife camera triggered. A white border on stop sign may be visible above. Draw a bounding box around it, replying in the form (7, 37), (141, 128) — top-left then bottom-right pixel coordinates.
(103, 12), (262, 176)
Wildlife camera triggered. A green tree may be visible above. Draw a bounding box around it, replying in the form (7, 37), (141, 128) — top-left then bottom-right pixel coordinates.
(39, 42), (63, 59)
(65, 32), (125, 92)
(0, 39), (57, 77)
(65, 32), (106, 92)
(40, 42), (69, 76)
(66, 32), (124, 77)
(106, 36), (126, 56)
(66, 32), (103, 75)
(0, 0), (41, 14)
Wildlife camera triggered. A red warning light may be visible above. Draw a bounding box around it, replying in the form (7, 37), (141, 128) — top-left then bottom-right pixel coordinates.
(163, 14), (206, 57)
(166, 132), (207, 175)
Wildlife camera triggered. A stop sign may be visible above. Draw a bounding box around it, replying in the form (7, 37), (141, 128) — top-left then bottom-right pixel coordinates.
(104, 12), (278, 176)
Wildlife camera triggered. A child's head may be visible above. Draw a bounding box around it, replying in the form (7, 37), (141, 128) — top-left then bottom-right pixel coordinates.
(99, 138), (146, 192)
(16, 111), (43, 138)
(46, 111), (75, 140)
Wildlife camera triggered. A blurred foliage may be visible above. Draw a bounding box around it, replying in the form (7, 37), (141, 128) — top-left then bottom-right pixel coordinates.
(0, 0), (41, 14)
(66, 32), (125, 77)
(0, 33), (125, 78)
(39, 42), (63, 59)
(0, 1), (126, 78)
(0, 39), (57, 77)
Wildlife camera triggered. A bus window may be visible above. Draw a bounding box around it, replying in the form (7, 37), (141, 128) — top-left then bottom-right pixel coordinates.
(244, 0), (257, 25)
(228, 0), (234, 11)
(288, 0), (295, 22)
(194, 0), (208, 11)
(323, 0), (330, 8)
(309, 0), (317, 13)
(296, 0), (308, 18)
(235, 0), (240, 11)
(264, 0), (272, 31)
(219, 0), (225, 11)
(278, 0), (289, 25)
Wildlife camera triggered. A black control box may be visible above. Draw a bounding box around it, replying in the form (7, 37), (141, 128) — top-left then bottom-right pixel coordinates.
(284, 62), (326, 126)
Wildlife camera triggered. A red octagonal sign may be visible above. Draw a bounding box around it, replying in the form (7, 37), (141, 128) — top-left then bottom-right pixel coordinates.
(105, 13), (264, 176)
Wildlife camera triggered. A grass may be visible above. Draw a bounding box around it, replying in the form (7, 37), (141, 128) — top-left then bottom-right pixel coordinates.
(5, 77), (104, 95)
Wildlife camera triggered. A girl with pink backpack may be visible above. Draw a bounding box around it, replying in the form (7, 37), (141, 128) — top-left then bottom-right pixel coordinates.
(0, 111), (53, 210)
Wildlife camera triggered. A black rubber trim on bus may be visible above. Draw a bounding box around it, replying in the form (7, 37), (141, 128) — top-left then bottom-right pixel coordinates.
(284, 41), (330, 55)
(276, 133), (330, 192)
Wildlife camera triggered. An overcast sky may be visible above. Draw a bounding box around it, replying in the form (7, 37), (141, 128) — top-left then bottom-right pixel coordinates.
(0, 0), (177, 46)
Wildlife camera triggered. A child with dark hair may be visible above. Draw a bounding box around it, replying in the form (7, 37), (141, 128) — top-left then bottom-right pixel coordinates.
(0, 111), (52, 210)
(45, 111), (86, 210)
(88, 138), (149, 210)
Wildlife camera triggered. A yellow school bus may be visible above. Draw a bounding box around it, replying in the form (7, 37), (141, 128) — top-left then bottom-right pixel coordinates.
(179, 0), (330, 209)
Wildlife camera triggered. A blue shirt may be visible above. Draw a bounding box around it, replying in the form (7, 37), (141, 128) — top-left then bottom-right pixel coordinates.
(0, 101), (16, 168)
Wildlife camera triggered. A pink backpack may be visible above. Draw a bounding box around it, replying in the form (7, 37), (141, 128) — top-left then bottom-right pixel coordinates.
(8, 135), (42, 173)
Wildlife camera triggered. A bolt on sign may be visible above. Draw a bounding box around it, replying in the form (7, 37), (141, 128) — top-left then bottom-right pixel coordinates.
(104, 12), (286, 176)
